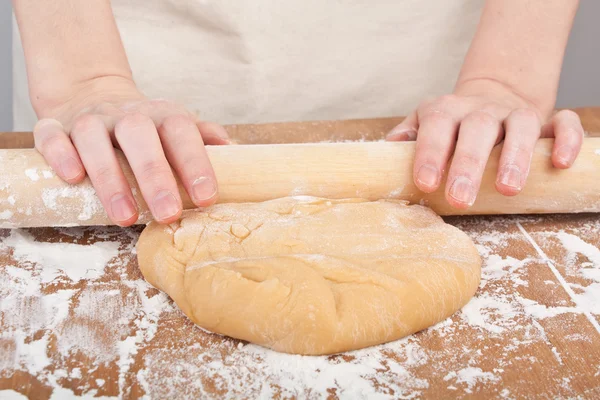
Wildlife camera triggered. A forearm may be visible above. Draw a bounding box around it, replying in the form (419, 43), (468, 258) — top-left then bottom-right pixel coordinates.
(12, 0), (132, 115)
(456, 0), (579, 116)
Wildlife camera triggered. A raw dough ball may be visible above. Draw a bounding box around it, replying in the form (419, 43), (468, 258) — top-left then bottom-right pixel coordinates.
(137, 197), (481, 355)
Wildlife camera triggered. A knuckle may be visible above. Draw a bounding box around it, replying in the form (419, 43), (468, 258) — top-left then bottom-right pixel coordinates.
(34, 127), (64, 154)
(90, 165), (119, 193)
(71, 114), (102, 136)
(418, 95), (457, 116)
(180, 154), (209, 174)
(505, 144), (533, 163)
(557, 109), (579, 121)
(436, 94), (458, 107)
(562, 126), (584, 140)
(115, 113), (154, 137)
(463, 110), (499, 128)
(420, 109), (456, 125)
(36, 134), (64, 155)
(510, 108), (539, 122)
(454, 152), (485, 171)
(139, 160), (173, 183)
(161, 114), (195, 135)
(149, 98), (173, 109)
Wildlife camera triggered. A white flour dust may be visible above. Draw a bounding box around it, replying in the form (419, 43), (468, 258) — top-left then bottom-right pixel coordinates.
(42, 186), (103, 221)
(2, 230), (119, 282)
(0, 226), (171, 398)
(141, 337), (430, 399)
(0, 210), (13, 220)
(444, 367), (501, 394)
(25, 168), (40, 182)
(1, 213), (600, 398)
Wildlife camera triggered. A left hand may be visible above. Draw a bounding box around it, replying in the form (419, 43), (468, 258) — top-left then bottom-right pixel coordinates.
(386, 82), (584, 209)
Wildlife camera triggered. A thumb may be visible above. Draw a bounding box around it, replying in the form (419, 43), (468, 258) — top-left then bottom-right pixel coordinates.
(386, 111), (418, 141)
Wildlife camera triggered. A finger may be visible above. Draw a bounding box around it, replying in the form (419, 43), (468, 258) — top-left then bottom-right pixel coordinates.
(386, 111), (418, 141)
(159, 115), (219, 207)
(540, 113), (556, 139)
(70, 115), (138, 226)
(33, 119), (85, 183)
(495, 109), (541, 196)
(197, 121), (232, 145)
(412, 108), (460, 193)
(446, 110), (502, 208)
(549, 110), (584, 169)
(114, 113), (182, 224)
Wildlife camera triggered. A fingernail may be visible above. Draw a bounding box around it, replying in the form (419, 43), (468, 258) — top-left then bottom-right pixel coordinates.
(449, 176), (476, 206)
(60, 157), (83, 180)
(216, 129), (231, 141)
(555, 145), (572, 166)
(386, 129), (417, 141)
(153, 190), (180, 221)
(498, 164), (522, 190)
(416, 164), (439, 189)
(110, 193), (136, 223)
(191, 177), (217, 203)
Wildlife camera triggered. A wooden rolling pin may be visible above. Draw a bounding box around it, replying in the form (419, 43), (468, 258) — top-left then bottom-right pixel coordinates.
(1, 137), (600, 228)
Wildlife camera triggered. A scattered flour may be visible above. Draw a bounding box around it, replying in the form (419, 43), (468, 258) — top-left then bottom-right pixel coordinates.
(555, 230), (600, 271)
(2, 230), (120, 282)
(42, 186), (102, 221)
(138, 337), (430, 399)
(444, 367), (501, 394)
(290, 195), (320, 202)
(387, 186), (405, 198)
(25, 168), (40, 181)
(0, 390), (29, 399)
(461, 294), (519, 334)
(1, 213), (599, 397)
(0, 226), (164, 399)
(0, 210), (13, 220)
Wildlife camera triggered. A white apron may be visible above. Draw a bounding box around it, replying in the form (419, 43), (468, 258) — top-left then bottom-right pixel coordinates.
(12, 0), (484, 131)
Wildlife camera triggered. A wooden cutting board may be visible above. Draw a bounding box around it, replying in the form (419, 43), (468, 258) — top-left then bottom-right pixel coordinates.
(1, 109), (600, 399)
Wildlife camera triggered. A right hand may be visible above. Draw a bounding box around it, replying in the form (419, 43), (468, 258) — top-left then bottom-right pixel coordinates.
(33, 76), (231, 227)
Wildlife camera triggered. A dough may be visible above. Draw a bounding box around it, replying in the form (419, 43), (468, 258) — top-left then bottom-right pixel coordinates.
(137, 197), (481, 355)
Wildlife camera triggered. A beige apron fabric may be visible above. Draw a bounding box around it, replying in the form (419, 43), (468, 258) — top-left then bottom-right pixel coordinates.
(13, 1), (484, 131)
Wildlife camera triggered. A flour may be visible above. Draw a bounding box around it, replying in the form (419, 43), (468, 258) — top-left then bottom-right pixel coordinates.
(2, 230), (119, 282)
(461, 294), (519, 334)
(0, 226), (161, 399)
(0, 390), (29, 399)
(25, 168), (40, 181)
(0, 210), (13, 220)
(555, 230), (600, 271)
(444, 367), (501, 394)
(2, 213), (600, 398)
(138, 336), (430, 399)
(386, 186), (405, 198)
(42, 186), (103, 221)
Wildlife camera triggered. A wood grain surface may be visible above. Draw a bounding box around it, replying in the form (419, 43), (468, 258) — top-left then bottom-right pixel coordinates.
(1, 108), (600, 399)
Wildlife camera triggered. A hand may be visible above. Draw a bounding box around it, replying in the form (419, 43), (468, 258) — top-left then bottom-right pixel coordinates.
(386, 81), (584, 209)
(33, 76), (230, 226)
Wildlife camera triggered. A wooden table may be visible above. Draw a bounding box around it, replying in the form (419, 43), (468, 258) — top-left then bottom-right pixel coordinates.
(1, 109), (600, 399)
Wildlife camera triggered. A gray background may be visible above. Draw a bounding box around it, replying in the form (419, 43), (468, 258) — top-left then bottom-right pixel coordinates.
(1, 2), (600, 131)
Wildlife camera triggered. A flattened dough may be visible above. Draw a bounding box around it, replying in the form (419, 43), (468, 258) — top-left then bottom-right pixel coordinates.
(137, 197), (481, 355)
